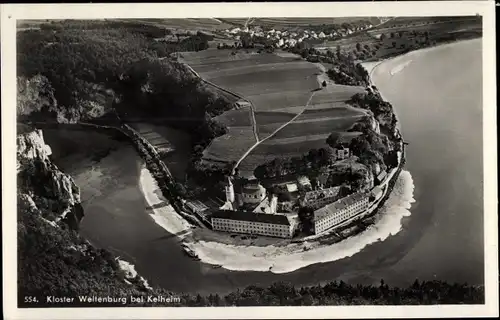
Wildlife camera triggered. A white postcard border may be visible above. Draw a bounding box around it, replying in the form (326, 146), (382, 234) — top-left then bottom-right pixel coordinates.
(1, 1), (497, 319)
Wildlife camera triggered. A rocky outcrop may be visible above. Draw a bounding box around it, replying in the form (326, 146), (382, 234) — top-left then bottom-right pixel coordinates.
(17, 128), (84, 229)
(17, 75), (58, 119)
(17, 75), (116, 124)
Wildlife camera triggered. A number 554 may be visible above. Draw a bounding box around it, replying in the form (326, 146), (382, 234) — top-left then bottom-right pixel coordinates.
(24, 296), (39, 303)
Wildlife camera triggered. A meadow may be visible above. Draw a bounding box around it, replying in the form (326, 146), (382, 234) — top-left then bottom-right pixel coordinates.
(181, 48), (325, 169)
(221, 17), (382, 30)
(214, 107), (254, 127)
(202, 126), (256, 163)
(182, 47), (370, 175)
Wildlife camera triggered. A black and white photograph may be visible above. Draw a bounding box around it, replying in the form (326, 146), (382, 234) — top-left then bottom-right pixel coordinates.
(2, 2), (498, 319)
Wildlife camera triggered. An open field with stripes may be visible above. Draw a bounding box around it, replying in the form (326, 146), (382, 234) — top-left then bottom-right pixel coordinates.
(238, 85), (368, 176)
(220, 17), (382, 29)
(181, 48), (370, 176)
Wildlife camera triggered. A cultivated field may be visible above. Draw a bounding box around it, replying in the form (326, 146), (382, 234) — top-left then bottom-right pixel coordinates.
(181, 46), (371, 177)
(214, 107), (254, 127)
(238, 83), (368, 176)
(220, 17), (382, 30)
(202, 126), (256, 163)
(181, 48), (329, 170)
(126, 18), (234, 32)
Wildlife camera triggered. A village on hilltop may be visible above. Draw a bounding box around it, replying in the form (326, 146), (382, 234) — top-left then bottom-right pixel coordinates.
(217, 22), (375, 49)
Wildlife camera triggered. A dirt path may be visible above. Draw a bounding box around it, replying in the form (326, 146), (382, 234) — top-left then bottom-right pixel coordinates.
(232, 89), (317, 175)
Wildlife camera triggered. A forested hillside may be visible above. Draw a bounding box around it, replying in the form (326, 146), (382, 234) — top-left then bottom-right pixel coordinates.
(17, 20), (231, 149)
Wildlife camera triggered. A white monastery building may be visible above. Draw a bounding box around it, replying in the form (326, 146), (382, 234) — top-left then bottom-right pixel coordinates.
(313, 192), (370, 234)
(211, 210), (294, 238)
(301, 185), (343, 209)
(240, 181), (266, 204)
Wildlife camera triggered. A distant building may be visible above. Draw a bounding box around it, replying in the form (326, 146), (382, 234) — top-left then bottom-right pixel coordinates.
(313, 192), (370, 234)
(297, 176), (311, 188)
(253, 194), (278, 214)
(375, 170), (387, 185)
(211, 210), (293, 238)
(286, 183), (298, 193)
(334, 147), (350, 160)
(371, 185), (384, 201)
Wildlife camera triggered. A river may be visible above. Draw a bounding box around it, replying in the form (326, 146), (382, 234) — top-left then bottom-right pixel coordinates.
(45, 38), (483, 295)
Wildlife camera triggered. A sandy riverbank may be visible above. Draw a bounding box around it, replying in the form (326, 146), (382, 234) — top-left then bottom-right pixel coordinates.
(139, 161), (415, 274)
(138, 167), (192, 236)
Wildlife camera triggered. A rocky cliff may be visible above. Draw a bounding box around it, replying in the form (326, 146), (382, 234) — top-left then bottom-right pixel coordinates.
(17, 126), (163, 306)
(17, 75), (116, 124)
(17, 127), (84, 229)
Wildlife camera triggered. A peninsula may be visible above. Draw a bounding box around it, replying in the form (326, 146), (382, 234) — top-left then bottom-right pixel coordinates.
(15, 16), (483, 306)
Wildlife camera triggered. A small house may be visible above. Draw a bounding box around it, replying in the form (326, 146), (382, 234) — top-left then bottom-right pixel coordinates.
(375, 170), (387, 185)
(334, 147), (350, 160)
(297, 176), (312, 189)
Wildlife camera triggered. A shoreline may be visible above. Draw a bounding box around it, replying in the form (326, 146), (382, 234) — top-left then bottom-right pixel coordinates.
(135, 46), (423, 274)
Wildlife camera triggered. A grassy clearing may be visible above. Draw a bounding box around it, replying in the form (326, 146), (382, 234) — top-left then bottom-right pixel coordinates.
(202, 126), (256, 163)
(201, 60), (315, 79)
(208, 66), (319, 96)
(187, 52), (297, 70)
(238, 17), (382, 29)
(257, 123), (284, 140)
(122, 18), (234, 31)
(214, 108), (253, 127)
(316, 32), (378, 50)
(254, 111), (297, 125)
(179, 49), (256, 63)
(273, 117), (360, 139)
(309, 85), (366, 105)
(248, 91), (313, 111)
(305, 101), (356, 110)
(255, 137), (329, 155)
(261, 133), (331, 146)
(296, 106), (365, 121)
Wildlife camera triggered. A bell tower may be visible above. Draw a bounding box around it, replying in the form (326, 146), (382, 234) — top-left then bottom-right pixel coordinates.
(225, 176), (235, 203)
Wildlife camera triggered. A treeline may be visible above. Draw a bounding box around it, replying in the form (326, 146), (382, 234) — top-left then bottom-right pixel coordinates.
(253, 147), (369, 197)
(180, 279), (484, 306)
(287, 43), (371, 87)
(348, 91), (398, 136)
(321, 46), (371, 86)
(17, 20), (233, 160)
(254, 147), (336, 180)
